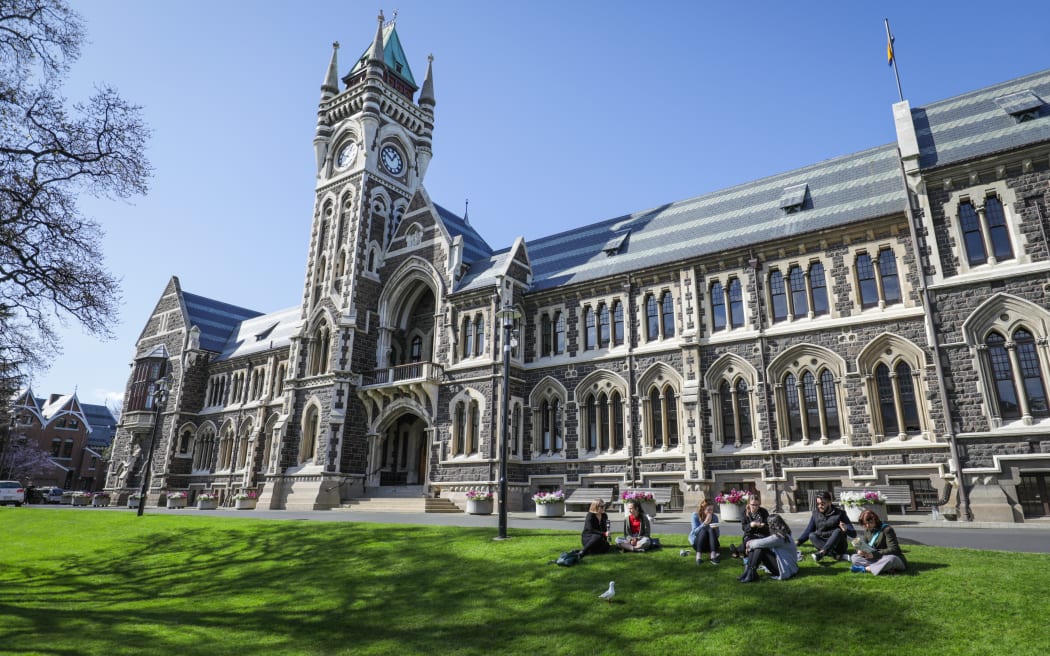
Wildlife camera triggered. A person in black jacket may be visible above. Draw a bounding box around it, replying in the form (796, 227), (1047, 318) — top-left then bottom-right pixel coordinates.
(580, 498), (611, 556)
(796, 491), (856, 562)
(731, 496), (770, 558)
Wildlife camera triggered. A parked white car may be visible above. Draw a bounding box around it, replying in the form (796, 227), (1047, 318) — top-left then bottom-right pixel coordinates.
(0, 481), (26, 507)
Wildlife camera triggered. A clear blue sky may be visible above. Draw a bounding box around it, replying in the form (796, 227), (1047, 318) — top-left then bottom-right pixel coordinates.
(34, 0), (1050, 408)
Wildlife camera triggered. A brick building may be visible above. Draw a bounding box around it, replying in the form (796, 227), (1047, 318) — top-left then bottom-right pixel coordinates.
(106, 15), (1050, 521)
(8, 389), (117, 491)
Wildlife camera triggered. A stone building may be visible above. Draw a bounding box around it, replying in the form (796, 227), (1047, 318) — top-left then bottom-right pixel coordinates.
(106, 14), (1050, 521)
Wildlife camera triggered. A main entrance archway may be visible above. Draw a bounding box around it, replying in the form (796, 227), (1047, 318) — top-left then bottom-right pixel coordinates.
(371, 412), (429, 488)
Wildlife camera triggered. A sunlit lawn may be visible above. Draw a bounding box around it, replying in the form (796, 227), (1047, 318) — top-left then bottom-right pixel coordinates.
(1, 508), (1048, 655)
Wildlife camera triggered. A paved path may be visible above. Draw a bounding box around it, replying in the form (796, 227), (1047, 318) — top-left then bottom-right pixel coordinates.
(51, 504), (1049, 554)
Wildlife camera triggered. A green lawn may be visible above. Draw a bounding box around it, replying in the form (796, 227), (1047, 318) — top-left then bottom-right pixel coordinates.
(1, 509), (1047, 655)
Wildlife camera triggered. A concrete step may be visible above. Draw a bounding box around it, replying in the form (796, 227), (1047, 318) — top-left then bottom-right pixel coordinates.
(338, 496), (463, 514)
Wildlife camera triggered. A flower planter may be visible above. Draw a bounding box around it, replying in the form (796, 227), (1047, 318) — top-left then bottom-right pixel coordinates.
(127, 497), (141, 509)
(92, 496), (111, 507)
(71, 496), (90, 507)
(719, 503), (743, 522)
(467, 498), (493, 515)
(535, 501), (565, 517)
(847, 503), (887, 523)
(234, 498), (257, 510)
(197, 499), (218, 510)
(167, 497), (187, 509)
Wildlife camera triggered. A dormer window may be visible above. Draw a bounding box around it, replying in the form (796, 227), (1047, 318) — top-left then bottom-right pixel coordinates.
(994, 90), (1043, 123)
(779, 183), (809, 214)
(602, 231), (630, 256)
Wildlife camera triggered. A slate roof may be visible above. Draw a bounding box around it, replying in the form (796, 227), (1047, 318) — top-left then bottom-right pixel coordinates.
(82, 403), (118, 445)
(522, 144), (905, 292)
(214, 305), (302, 362)
(435, 203), (493, 263)
(915, 68), (1050, 170)
(182, 292), (264, 353)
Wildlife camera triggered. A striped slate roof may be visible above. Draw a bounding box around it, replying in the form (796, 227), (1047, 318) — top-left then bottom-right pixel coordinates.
(524, 143), (905, 291)
(916, 68), (1050, 170)
(182, 292), (264, 353)
(434, 203), (493, 263)
(214, 305), (302, 362)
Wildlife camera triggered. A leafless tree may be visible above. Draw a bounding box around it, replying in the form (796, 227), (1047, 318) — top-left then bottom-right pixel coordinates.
(0, 0), (152, 383)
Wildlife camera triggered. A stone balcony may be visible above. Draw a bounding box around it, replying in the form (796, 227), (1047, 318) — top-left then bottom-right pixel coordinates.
(357, 361), (442, 423)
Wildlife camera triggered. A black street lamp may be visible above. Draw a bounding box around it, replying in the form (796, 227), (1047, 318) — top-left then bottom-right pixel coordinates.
(137, 373), (172, 517)
(496, 302), (520, 540)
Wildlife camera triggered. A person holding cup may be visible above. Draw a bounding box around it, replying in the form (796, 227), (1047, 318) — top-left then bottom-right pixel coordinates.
(688, 499), (721, 564)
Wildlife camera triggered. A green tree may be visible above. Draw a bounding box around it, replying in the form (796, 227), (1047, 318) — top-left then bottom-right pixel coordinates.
(0, 0), (151, 383)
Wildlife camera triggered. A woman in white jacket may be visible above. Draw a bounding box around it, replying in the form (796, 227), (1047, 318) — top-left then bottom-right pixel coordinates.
(738, 515), (799, 583)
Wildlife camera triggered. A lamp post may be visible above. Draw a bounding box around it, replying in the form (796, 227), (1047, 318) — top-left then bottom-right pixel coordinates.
(137, 373), (172, 517)
(496, 302), (520, 540)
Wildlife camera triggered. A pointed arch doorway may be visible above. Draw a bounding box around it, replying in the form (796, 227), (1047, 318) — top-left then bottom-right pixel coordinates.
(374, 412), (429, 488)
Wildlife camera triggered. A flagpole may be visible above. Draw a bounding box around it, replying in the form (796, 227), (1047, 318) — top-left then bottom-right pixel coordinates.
(885, 18), (904, 102)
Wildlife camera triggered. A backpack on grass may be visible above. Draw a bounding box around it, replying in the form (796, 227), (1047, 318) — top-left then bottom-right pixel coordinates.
(550, 549), (583, 566)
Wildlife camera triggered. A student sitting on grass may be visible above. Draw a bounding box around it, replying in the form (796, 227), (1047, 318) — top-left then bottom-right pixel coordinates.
(738, 514), (799, 583)
(615, 501), (652, 552)
(796, 491), (856, 562)
(730, 496), (770, 558)
(688, 499), (720, 564)
(850, 509), (907, 575)
(580, 498), (611, 556)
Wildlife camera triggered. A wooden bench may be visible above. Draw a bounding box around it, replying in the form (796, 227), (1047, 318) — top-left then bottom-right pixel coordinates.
(835, 485), (913, 514)
(564, 487), (616, 510)
(613, 487), (674, 512)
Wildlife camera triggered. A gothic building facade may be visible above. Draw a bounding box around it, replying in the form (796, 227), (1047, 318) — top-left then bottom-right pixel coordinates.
(106, 15), (1050, 521)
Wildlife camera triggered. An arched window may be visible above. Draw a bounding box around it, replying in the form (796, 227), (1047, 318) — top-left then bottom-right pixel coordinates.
(511, 404), (522, 456)
(300, 408), (318, 464)
(611, 391), (624, 450)
(810, 262), (829, 316)
(462, 317), (474, 359)
(784, 373), (802, 440)
(728, 279), (744, 328)
(598, 393), (611, 451)
(720, 380), (735, 444)
(711, 281), (726, 331)
(474, 315), (485, 357)
(735, 379), (752, 444)
(649, 387), (663, 447)
(879, 250), (901, 304)
(770, 270), (788, 322)
(986, 330), (1049, 421)
(857, 253), (879, 308)
(875, 364), (899, 435)
(645, 295), (659, 341)
(857, 249), (901, 309)
(960, 200), (986, 266)
(453, 402), (466, 455)
(554, 312), (566, 354)
(584, 307), (596, 350)
(821, 370), (841, 439)
(598, 303), (610, 348)
(539, 398), (562, 451)
(468, 400), (480, 453)
(661, 292), (675, 338)
(789, 265), (808, 317)
(410, 335), (423, 362)
(178, 429), (192, 455)
(985, 197), (1013, 262)
(647, 384), (678, 448)
(586, 395), (598, 451)
(612, 301), (625, 346)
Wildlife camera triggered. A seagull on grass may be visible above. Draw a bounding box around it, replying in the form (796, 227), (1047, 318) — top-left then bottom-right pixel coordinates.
(598, 581), (615, 604)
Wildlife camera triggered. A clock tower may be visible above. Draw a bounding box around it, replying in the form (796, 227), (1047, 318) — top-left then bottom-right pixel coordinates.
(276, 12), (436, 509)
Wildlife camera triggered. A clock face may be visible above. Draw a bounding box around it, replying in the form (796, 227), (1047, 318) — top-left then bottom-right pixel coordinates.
(336, 142), (357, 169)
(380, 145), (404, 175)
